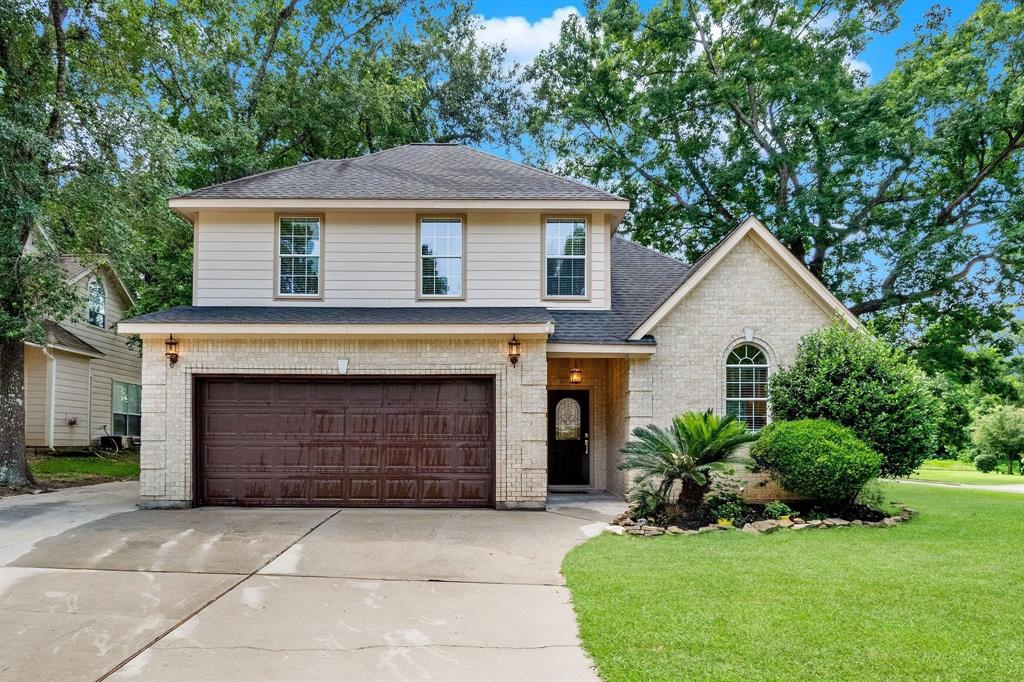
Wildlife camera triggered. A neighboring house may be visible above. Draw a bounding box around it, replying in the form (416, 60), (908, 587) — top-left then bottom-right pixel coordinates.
(24, 254), (143, 451)
(119, 143), (858, 509)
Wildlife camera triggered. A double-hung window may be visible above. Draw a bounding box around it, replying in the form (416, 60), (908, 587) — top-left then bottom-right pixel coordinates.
(419, 217), (463, 298)
(278, 217), (321, 296)
(545, 218), (587, 298)
(112, 381), (141, 438)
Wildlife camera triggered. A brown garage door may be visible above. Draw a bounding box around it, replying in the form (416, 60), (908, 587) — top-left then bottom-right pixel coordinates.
(195, 377), (494, 507)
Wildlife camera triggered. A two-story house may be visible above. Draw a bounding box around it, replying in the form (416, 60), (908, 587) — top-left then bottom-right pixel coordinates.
(24, 249), (143, 452)
(119, 144), (858, 509)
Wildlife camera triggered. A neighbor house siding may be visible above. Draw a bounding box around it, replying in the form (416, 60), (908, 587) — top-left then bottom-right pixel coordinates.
(24, 346), (48, 447)
(62, 267), (143, 442)
(192, 210), (610, 309)
(50, 351), (91, 447)
(138, 335), (549, 508)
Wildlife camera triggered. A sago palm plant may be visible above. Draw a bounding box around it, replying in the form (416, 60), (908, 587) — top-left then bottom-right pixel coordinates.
(619, 410), (759, 514)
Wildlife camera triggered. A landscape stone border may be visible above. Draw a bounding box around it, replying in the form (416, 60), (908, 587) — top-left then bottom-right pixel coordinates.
(603, 507), (917, 537)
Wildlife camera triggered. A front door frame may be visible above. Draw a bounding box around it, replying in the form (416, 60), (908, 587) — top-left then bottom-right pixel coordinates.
(546, 388), (592, 489)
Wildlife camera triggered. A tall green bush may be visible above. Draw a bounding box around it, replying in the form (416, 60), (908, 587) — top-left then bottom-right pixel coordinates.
(768, 323), (941, 477)
(972, 405), (1024, 475)
(750, 419), (882, 504)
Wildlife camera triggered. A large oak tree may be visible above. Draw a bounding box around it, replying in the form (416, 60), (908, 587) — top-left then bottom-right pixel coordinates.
(526, 0), (1023, 340)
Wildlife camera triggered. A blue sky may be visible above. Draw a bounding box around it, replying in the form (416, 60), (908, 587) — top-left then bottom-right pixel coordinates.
(472, 1), (983, 81)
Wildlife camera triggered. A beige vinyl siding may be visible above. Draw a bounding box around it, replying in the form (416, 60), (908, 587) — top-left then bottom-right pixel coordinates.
(192, 209), (611, 308)
(62, 267), (143, 442)
(51, 351), (91, 447)
(23, 346), (48, 447)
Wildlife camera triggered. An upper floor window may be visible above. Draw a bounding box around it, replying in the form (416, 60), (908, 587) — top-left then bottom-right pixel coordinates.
(545, 218), (587, 298)
(278, 216), (321, 296)
(87, 276), (106, 328)
(725, 343), (768, 431)
(419, 217), (463, 297)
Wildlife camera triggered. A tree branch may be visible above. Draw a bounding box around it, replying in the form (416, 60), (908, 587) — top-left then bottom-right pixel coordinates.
(935, 124), (1024, 225)
(851, 252), (1001, 315)
(46, 0), (69, 140)
(246, 0), (300, 119)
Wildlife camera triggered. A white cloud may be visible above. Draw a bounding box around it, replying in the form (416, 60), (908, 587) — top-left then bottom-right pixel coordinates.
(844, 56), (873, 82)
(476, 6), (581, 64)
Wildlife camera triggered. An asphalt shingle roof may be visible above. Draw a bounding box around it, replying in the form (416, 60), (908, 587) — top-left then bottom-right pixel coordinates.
(126, 306), (555, 326)
(43, 321), (103, 356)
(176, 144), (623, 202)
(549, 237), (691, 344)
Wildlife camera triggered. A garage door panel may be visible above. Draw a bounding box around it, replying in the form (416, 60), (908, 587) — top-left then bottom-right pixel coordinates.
(196, 377), (494, 507)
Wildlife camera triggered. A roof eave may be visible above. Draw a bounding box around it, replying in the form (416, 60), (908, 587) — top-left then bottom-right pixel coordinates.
(118, 321), (555, 338)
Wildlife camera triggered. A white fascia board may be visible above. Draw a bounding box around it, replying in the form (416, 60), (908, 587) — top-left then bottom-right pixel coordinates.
(117, 322), (554, 337)
(546, 343), (656, 357)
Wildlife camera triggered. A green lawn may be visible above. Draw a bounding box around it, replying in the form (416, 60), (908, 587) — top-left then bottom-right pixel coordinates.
(29, 453), (140, 484)
(564, 484), (1023, 681)
(908, 458), (1022, 486)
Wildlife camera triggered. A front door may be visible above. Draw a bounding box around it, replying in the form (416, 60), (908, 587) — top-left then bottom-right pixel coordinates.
(547, 390), (590, 486)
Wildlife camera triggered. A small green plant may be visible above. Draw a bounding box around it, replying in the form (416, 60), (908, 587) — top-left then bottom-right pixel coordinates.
(764, 500), (792, 519)
(856, 479), (886, 511)
(704, 486), (746, 522)
(973, 452), (1001, 473)
(751, 419), (882, 505)
(627, 482), (662, 519)
(620, 410), (758, 515)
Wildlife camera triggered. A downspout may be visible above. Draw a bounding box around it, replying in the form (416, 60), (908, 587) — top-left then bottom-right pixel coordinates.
(42, 347), (56, 449)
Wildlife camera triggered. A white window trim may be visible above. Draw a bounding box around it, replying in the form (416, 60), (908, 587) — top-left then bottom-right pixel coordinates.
(417, 215), (466, 300)
(275, 215), (324, 299)
(543, 216), (590, 300)
(725, 343), (769, 431)
(112, 381), (142, 437)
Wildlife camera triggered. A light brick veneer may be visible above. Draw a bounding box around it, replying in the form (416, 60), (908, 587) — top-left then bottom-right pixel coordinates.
(139, 335), (548, 509)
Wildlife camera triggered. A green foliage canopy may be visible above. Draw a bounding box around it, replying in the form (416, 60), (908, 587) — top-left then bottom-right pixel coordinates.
(526, 0), (1024, 342)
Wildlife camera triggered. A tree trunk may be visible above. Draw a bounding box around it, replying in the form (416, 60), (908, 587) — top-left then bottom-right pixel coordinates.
(676, 477), (706, 513)
(0, 339), (34, 488)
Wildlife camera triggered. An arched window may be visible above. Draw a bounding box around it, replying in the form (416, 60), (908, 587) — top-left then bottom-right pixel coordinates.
(87, 276), (106, 328)
(726, 343), (768, 431)
(554, 398), (582, 440)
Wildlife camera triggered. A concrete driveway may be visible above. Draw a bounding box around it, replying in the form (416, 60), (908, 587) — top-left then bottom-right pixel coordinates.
(1, 483), (622, 682)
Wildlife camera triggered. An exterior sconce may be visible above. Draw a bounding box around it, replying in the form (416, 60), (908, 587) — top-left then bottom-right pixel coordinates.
(568, 360), (583, 385)
(165, 335), (179, 367)
(507, 335), (521, 367)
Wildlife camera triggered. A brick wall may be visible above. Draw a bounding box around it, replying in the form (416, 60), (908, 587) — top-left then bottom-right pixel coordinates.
(139, 335), (547, 508)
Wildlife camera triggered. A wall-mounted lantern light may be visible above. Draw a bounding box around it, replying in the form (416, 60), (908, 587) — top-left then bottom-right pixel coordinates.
(165, 335), (179, 367)
(568, 360), (583, 385)
(507, 335), (521, 367)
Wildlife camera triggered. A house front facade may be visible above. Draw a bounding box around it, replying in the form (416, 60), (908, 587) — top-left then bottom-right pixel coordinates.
(120, 144), (858, 509)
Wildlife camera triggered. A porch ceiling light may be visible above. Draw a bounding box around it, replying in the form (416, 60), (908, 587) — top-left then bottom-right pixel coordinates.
(507, 335), (521, 367)
(165, 335), (179, 367)
(569, 360), (582, 385)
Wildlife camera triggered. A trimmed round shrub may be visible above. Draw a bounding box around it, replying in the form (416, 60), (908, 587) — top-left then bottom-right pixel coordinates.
(750, 419), (883, 504)
(768, 322), (941, 477)
(973, 452), (1000, 473)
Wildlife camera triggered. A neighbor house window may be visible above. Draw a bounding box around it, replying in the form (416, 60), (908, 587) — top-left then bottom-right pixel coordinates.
(87, 276), (106, 328)
(545, 218), (587, 297)
(725, 343), (769, 431)
(278, 216), (321, 296)
(112, 381), (141, 437)
(419, 217), (463, 297)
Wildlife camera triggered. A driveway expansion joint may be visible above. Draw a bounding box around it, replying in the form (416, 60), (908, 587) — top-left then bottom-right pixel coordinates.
(95, 509), (343, 682)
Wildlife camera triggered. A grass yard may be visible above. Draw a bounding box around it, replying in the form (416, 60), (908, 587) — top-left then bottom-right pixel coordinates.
(908, 458), (1022, 486)
(564, 484), (1023, 681)
(29, 452), (140, 487)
